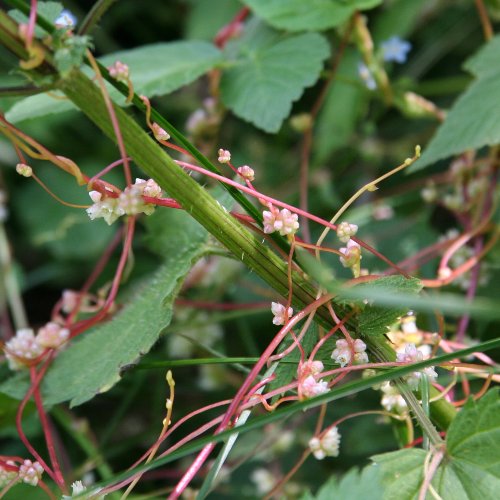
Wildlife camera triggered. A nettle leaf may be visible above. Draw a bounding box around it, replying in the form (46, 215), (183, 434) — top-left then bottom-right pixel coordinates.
(0, 242), (207, 407)
(220, 23), (330, 132)
(6, 41), (222, 123)
(349, 276), (422, 337)
(373, 388), (500, 499)
(242, 0), (381, 32)
(303, 465), (383, 500)
(414, 35), (500, 171)
(268, 323), (318, 400)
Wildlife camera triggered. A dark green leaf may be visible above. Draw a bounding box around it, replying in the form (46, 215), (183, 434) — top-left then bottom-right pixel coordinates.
(241, 0), (381, 32)
(220, 23), (330, 132)
(373, 389), (500, 499)
(414, 35), (500, 170)
(305, 466), (383, 500)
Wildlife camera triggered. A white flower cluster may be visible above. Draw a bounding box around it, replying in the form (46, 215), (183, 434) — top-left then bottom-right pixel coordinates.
(380, 381), (407, 413)
(218, 148), (231, 163)
(87, 178), (162, 225)
(271, 302), (293, 326)
(4, 323), (69, 371)
(299, 360), (329, 399)
(309, 426), (341, 460)
(263, 206), (299, 237)
(18, 460), (44, 486)
(336, 222), (358, 243)
(332, 338), (368, 367)
(396, 343), (437, 391)
(237, 165), (255, 181)
(108, 61), (129, 83)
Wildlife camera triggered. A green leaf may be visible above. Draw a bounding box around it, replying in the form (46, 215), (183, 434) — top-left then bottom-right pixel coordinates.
(241, 0), (381, 32)
(414, 35), (500, 170)
(6, 40), (222, 123)
(220, 23), (330, 132)
(373, 388), (500, 499)
(351, 276), (423, 337)
(0, 242), (207, 407)
(305, 466), (383, 500)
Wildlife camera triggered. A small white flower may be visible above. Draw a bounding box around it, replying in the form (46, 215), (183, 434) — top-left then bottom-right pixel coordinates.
(331, 339), (351, 367)
(397, 343), (437, 390)
(358, 62), (377, 90)
(18, 459), (43, 486)
(36, 322), (70, 349)
(381, 36), (412, 64)
(380, 381), (407, 413)
(237, 165), (255, 181)
(218, 149), (231, 164)
(108, 61), (129, 83)
(271, 302), (293, 325)
(55, 9), (77, 28)
(337, 222), (358, 243)
(300, 375), (329, 399)
(309, 427), (341, 460)
(4, 329), (44, 370)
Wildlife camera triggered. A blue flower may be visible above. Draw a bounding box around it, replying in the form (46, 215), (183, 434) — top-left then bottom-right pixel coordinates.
(358, 62), (377, 90)
(381, 36), (412, 64)
(55, 9), (77, 28)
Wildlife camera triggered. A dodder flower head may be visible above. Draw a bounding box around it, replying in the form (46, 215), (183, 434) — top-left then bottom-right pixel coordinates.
(263, 206), (299, 237)
(4, 329), (44, 370)
(339, 239), (361, 277)
(18, 460), (43, 486)
(16, 163), (33, 177)
(309, 427), (341, 460)
(218, 149), (231, 163)
(300, 375), (329, 399)
(396, 343), (437, 390)
(237, 165), (255, 181)
(36, 321), (70, 349)
(271, 302), (293, 325)
(336, 222), (358, 243)
(108, 61), (129, 83)
(87, 191), (123, 225)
